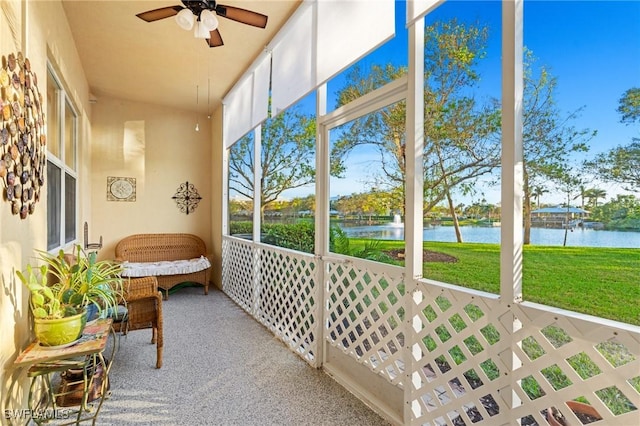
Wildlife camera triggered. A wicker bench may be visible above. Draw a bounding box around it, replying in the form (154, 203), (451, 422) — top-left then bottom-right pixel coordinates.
(115, 233), (211, 299)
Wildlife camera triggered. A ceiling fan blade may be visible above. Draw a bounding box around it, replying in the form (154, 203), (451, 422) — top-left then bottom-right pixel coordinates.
(207, 29), (224, 48)
(215, 4), (268, 28)
(136, 5), (183, 22)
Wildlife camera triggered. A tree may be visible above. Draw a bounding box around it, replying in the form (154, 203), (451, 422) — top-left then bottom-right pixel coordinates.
(229, 198), (253, 218)
(330, 64), (407, 215)
(584, 187), (607, 208)
(521, 49), (594, 244)
(554, 170), (582, 247)
(586, 142), (640, 192)
(589, 194), (640, 229)
(531, 185), (548, 208)
(617, 87), (640, 124)
(586, 88), (640, 192)
(228, 104), (316, 216)
(422, 20), (502, 242)
(332, 190), (393, 223)
(332, 19), (501, 243)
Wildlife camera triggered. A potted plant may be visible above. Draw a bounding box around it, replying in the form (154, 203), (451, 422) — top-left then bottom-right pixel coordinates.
(17, 262), (86, 347)
(16, 245), (123, 346)
(45, 245), (124, 323)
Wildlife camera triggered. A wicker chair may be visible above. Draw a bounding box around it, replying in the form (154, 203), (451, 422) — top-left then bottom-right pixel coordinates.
(114, 276), (163, 369)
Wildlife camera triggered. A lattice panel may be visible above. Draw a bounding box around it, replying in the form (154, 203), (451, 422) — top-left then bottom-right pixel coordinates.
(326, 259), (406, 385)
(222, 237), (258, 313)
(222, 237), (640, 426)
(257, 247), (318, 365)
(509, 303), (640, 426)
(409, 282), (512, 426)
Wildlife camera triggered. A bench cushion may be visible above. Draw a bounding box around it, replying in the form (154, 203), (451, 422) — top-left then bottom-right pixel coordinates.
(121, 256), (211, 278)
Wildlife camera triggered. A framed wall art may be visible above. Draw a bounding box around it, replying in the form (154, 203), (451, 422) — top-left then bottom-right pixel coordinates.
(107, 176), (136, 202)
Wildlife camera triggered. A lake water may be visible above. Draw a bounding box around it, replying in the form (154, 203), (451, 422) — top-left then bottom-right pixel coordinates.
(341, 224), (640, 248)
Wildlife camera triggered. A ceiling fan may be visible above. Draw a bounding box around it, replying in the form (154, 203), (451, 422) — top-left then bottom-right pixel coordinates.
(136, 1), (268, 48)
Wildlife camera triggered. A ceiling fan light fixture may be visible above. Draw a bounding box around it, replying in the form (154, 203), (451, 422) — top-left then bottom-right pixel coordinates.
(194, 21), (210, 38)
(200, 9), (219, 31)
(175, 8), (194, 30)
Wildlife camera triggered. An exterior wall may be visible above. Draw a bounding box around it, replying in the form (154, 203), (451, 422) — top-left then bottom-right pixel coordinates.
(0, 0), (91, 413)
(89, 96), (213, 262)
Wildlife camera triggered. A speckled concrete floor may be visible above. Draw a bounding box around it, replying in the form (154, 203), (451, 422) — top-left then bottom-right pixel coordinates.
(99, 286), (391, 425)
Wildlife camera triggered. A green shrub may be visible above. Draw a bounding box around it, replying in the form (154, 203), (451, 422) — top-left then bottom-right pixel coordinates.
(229, 221), (253, 235)
(329, 226), (392, 262)
(607, 218), (640, 230)
(238, 222), (393, 261)
(261, 222), (315, 253)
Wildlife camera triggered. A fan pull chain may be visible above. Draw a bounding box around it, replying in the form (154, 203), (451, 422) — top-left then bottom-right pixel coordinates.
(207, 78), (211, 119)
(195, 85), (200, 132)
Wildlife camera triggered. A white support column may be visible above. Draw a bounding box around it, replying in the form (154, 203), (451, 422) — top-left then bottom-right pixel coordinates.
(315, 84), (328, 258)
(221, 105), (229, 236)
(501, 0), (524, 418)
(221, 144), (229, 236)
(315, 83), (328, 368)
(252, 126), (263, 315)
(253, 126), (262, 242)
(500, 0), (524, 306)
(404, 20), (425, 424)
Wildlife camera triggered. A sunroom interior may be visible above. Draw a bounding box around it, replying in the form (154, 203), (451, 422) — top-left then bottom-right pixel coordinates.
(1, 1), (638, 425)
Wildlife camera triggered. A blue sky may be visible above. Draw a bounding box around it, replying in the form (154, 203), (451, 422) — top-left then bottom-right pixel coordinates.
(281, 1), (640, 204)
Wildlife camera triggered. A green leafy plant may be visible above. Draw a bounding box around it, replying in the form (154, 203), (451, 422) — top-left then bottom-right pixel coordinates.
(330, 226), (392, 262)
(16, 264), (74, 319)
(46, 245), (124, 318)
(16, 245), (124, 320)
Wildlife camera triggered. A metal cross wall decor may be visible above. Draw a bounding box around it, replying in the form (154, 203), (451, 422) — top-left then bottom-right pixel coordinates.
(172, 181), (202, 215)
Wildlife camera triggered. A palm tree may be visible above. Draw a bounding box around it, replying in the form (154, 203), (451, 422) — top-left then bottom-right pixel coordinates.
(573, 184), (591, 209)
(531, 186), (548, 208)
(585, 188), (607, 208)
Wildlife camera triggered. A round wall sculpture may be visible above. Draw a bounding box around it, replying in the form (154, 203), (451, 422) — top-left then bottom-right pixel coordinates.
(0, 52), (46, 219)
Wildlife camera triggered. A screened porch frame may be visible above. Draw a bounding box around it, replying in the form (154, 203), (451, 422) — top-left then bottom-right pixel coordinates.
(221, 1), (640, 425)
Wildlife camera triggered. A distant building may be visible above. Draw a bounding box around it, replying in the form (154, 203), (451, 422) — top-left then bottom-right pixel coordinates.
(531, 206), (589, 228)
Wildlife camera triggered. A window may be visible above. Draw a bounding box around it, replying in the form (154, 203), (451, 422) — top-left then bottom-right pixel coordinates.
(228, 130), (255, 239)
(46, 66), (78, 250)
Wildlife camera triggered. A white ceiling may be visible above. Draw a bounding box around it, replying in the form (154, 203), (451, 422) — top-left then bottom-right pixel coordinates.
(62, 0), (300, 114)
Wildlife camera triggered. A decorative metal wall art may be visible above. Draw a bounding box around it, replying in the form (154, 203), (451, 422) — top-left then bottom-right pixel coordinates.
(107, 176), (136, 201)
(172, 181), (202, 215)
(0, 52), (46, 219)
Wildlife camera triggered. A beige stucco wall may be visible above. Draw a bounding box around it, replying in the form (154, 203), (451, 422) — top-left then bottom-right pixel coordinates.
(1, 1), (222, 414)
(1, 0), (92, 414)
(89, 96), (213, 260)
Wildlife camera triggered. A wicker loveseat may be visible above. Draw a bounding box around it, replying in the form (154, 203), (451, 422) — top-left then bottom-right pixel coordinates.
(115, 233), (211, 299)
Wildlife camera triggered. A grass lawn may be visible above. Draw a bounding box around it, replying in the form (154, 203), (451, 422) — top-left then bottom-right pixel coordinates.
(350, 239), (640, 326)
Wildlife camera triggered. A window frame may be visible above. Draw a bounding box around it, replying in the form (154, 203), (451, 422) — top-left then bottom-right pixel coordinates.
(46, 64), (79, 251)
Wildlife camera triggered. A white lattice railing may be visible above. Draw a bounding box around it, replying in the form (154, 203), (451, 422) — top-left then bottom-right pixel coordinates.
(325, 256), (406, 386)
(509, 303), (640, 426)
(222, 236), (640, 425)
(408, 281), (640, 426)
(223, 237), (320, 365)
(409, 282), (509, 425)
(222, 236), (257, 312)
